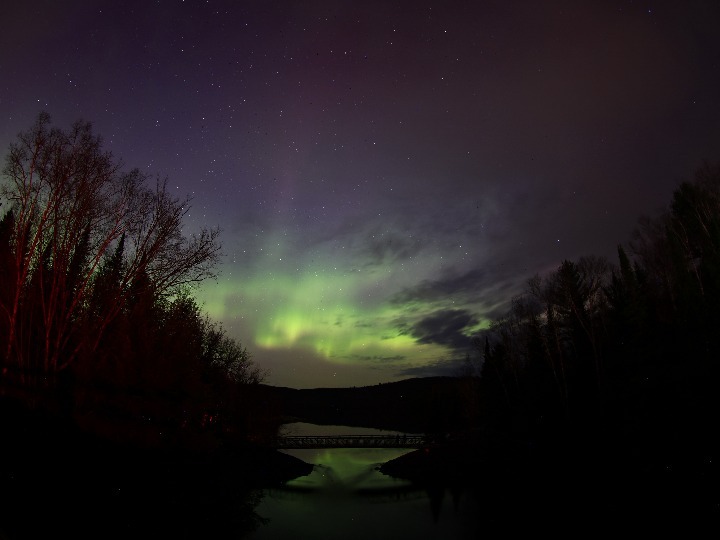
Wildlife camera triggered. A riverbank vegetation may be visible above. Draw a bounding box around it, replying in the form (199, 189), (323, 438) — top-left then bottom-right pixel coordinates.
(1, 113), (718, 533)
(474, 162), (720, 469)
(380, 161), (720, 531)
(0, 113), (280, 450)
(0, 115), (307, 538)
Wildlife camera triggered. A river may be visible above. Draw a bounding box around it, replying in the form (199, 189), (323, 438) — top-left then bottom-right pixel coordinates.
(247, 422), (484, 539)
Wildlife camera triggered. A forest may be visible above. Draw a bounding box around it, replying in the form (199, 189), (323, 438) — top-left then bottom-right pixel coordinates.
(475, 160), (720, 465)
(1, 114), (719, 533)
(0, 113), (274, 453)
(2, 114), (719, 457)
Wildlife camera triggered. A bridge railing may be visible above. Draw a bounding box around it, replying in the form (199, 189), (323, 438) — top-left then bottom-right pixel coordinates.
(271, 434), (428, 449)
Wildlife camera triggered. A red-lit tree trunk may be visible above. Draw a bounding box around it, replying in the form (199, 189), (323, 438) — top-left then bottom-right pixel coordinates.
(0, 113), (221, 383)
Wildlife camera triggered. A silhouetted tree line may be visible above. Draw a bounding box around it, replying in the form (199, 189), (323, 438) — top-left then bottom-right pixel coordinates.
(473, 162), (720, 464)
(0, 113), (270, 450)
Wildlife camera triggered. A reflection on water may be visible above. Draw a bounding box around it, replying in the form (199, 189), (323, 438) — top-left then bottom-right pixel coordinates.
(248, 423), (482, 540)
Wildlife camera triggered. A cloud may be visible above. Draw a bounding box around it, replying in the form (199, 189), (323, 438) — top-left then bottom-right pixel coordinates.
(343, 354), (407, 363)
(359, 228), (424, 266)
(405, 308), (479, 351)
(390, 267), (525, 315)
(391, 268), (490, 305)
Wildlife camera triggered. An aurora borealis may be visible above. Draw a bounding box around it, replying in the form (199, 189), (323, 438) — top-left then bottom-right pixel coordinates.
(2, 1), (720, 388)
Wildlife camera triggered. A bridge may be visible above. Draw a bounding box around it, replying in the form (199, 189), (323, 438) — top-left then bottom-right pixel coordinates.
(271, 434), (429, 449)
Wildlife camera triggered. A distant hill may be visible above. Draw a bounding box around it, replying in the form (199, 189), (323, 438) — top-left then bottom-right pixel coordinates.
(254, 376), (479, 434)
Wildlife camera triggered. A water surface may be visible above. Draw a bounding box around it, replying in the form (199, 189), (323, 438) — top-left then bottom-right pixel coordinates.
(248, 423), (482, 539)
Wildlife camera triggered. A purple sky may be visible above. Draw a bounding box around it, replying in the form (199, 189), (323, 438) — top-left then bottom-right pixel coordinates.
(2, 0), (719, 388)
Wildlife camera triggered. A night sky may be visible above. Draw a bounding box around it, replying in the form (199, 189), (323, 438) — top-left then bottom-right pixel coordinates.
(2, 1), (719, 388)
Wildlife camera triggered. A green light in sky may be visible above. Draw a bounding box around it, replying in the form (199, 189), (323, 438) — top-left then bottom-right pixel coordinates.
(199, 258), (455, 368)
(196, 227), (489, 384)
(254, 291), (440, 363)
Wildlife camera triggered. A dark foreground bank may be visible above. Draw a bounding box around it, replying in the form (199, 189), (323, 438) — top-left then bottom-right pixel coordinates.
(3, 392), (719, 538)
(378, 434), (720, 535)
(0, 397), (312, 540)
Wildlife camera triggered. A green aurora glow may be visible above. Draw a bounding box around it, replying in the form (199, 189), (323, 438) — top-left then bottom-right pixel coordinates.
(196, 225), (492, 388)
(5, 1), (720, 389)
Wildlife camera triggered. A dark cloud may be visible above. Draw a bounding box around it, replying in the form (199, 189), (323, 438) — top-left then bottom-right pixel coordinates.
(344, 354), (406, 363)
(406, 308), (479, 352)
(391, 267), (526, 315)
(482, 301), (516, 323)
(360, 228), (424, 266)
(392, 268), (490, 305)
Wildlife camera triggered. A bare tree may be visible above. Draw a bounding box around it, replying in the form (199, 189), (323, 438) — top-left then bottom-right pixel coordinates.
(0, 113), (221, 379)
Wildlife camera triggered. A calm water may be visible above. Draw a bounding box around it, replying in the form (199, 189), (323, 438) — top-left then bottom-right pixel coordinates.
(248, 423), (483, 540)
